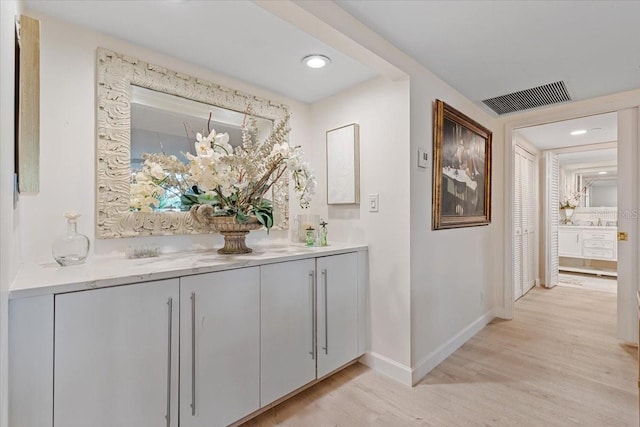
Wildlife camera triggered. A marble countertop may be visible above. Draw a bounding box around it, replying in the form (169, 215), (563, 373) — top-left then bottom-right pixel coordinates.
(10, 242), (367, 299)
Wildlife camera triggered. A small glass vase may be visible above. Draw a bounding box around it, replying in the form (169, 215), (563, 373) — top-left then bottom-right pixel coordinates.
(52, 212), (90, 266)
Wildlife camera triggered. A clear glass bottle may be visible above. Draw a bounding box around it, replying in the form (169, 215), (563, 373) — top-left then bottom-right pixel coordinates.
(319, 220), (328, 246)
(52, 212), (90, 266)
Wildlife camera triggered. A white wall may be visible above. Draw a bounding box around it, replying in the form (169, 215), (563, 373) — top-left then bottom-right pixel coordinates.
(0, 2), (21, 425)
(408, 74), (502, 384)
(20, 11), (311, 264)
(309, 77), (412, 374)
(281, 1), (503, 384)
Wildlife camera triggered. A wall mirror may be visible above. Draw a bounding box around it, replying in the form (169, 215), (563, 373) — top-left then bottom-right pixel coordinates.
(97, 48), (290, 238)
(559, 148), (617, 209)
(574, 169), (617, 207)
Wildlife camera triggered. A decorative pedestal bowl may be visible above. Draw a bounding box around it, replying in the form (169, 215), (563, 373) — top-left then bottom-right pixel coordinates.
(190, 205), (263, 254)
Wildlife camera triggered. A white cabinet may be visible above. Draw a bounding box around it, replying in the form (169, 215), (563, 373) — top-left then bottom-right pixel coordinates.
(179, 268), (260, 427)
(54, 279), (180, 427)
(559, 228), (582, 257)
(559, 227), (617, 261)
(260, 258), (316, 406)
(260, 253), (360, 405)
(316, 253), (359, 378)
(10, 248), (367, 427)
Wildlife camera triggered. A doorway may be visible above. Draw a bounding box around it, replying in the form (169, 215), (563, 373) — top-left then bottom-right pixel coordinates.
(504, 103), (639, 345)
(512, 112), (618, 301)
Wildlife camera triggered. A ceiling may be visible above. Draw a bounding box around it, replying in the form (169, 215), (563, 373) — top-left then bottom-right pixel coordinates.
(24, 1), (640, 112)
(24, 0), (378, 103)
(516, 112), (617, 151)
(336, 0), (640, 114)
(558, 149), (617, 166)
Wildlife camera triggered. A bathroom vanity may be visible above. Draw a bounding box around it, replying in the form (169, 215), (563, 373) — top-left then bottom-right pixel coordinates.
(558, 226), (617, 276)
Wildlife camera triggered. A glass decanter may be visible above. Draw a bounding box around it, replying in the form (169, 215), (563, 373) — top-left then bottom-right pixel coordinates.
(52, 212), (90, 266)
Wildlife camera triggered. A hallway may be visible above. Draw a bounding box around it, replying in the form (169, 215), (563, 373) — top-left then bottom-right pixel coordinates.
(246, 286), (637, 426)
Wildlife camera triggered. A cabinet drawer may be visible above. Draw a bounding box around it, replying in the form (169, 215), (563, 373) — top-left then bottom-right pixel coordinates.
(583, 247), (614, 260)
(582, 230), (615, 241)
(583, 239), (614, 250)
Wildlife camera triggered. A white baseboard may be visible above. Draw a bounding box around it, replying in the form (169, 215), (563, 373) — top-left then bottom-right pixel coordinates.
(360, 351), (412, 386)
(411, 310), (495, 385)
(493, 307), (507, 319)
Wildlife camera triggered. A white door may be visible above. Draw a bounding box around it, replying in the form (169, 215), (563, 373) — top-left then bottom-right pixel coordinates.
(260, 259), (316, 406)
(54, 279), (179, 427)
(524, 151), (537, 293)
(514, 148), (523, 299)
(316, 253), (359, 378)
(544, 151), (559, 288)
(514, 146), (538, 299)
(617, 108), (637, 343)
(180, 268), (260, 427)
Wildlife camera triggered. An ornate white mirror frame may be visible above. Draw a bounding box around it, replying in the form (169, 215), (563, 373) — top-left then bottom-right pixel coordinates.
(96, 47), (290, 238)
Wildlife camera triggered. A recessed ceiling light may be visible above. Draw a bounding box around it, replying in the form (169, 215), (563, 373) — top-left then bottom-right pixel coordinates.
(302, 55), (331, 69)
(570, 129), (587, 136)
(598, 171), (608, 175)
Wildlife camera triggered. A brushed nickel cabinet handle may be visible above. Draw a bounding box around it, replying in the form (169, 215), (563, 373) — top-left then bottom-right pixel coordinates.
(322, 269), (328, 355)
(309, 271), (316, 359)
(166, 297), (173, 427)
(191, 292), (196, 416)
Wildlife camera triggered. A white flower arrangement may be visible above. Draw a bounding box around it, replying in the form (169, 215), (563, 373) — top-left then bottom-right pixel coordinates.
(560, 190), (582, 209)
(130, 112), (316, 231)
(560, 178), (597, 209)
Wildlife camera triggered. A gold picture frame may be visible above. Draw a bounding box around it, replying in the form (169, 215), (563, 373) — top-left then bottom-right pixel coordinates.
(432, 99), (492, 230)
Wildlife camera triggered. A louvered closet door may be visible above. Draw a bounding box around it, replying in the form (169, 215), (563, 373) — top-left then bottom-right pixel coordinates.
(514, 149), (523, 300)
(514, 145), (538, 301)
(520, 152), (531, 297)
(524, 152), (536, 294)
(545, 152), (560, 288)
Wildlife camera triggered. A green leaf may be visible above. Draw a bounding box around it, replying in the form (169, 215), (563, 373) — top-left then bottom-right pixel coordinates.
(180, 194), (199, 207)
(236, 209), (249, 223)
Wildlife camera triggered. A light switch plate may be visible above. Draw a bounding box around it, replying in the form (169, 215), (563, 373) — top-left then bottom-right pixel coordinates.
(369, 194), (379, 212)
(417, 148), (428, 168)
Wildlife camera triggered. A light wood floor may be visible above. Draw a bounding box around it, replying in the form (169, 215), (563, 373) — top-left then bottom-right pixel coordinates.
(244, 286), (637, 426)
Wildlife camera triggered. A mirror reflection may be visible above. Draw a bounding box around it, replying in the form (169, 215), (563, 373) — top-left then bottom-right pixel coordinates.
(575, 170), (617, 207)
(130, 86), (273, 211)
(559, 148), (617, 209)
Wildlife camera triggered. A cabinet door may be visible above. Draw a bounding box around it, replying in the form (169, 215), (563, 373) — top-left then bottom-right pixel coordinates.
(54, 279), (179, 427)
(180, 268), (260, 427)
(261, 259), (316, 406)
(559, 229), (582, 257)
(316, 253), (359, 378)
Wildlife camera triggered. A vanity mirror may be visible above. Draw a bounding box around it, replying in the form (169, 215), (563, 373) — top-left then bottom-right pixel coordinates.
(97, 48), (290, 238)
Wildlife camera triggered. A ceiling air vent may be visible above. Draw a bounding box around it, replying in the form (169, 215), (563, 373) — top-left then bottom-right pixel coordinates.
(482, 81), (571, 115)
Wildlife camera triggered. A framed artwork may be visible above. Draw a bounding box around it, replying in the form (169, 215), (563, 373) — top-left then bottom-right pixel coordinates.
(432, 99), (492, 230)
(326, 123), (360, 205)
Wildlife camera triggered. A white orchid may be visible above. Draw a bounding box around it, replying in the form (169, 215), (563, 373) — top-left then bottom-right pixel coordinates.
(148, 163), (165, 181)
